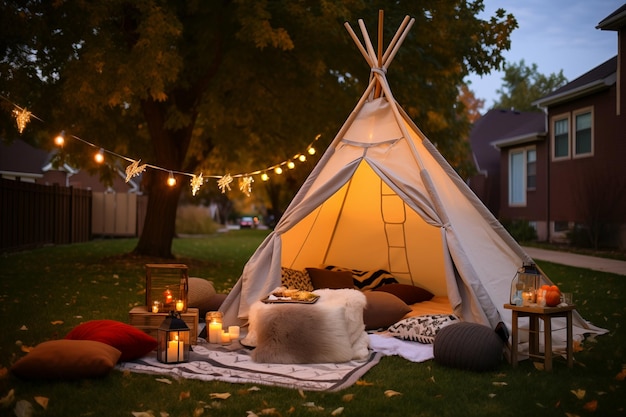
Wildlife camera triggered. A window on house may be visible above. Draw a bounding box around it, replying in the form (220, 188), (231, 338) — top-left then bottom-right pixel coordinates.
(574, 110), (592, 156)
(527, 149), (536, 190)
(553, 117), (569, 159)
(509, 147), (536, 206)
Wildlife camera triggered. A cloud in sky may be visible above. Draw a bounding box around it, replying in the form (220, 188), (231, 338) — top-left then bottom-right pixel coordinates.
(467, 0), (622, 108)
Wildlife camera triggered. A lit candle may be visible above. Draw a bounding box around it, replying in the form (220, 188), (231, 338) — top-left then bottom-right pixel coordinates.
(164, 288), (173, 305)
(175, 299), (184, 312)
(228, 326), (240, 340)
(208, 321), (222, 344)
(221, 331), (231, 345)
(167, 336), (184, 362)
(152, 301), (160, 313)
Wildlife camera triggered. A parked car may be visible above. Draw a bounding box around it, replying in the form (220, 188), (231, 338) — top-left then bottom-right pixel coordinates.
(239, 216), (258, 228)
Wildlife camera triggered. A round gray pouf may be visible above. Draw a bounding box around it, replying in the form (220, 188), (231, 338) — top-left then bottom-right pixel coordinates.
(433, 322), (504, 372)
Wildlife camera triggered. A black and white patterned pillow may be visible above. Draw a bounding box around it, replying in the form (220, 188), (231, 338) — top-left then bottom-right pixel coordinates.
(280, 267), (314, 292)
(387, 314), (460, 344)
(324, 266), (398, 291)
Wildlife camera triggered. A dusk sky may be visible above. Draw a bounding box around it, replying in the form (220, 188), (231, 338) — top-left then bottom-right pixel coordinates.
(467, 0), (623, 109)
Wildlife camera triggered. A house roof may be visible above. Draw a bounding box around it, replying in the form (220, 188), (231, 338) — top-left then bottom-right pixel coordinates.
(0, 139), (50, 177)
(470, 109), (545, 171)
(533, 56), (617, 108)
(596, 4), (626, 30)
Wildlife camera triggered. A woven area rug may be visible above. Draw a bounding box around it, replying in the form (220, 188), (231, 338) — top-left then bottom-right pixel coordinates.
(117, 341), (382, 392)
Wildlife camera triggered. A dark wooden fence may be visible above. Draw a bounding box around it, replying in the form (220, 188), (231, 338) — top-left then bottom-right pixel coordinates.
(1, 178), (92, 252)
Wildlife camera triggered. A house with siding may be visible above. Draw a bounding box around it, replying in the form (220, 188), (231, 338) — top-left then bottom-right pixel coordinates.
(491, 5), (626, 248)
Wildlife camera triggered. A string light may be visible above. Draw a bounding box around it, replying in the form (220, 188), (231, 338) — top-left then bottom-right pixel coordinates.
(2, 98), (322, 197)
(54, 132), (65, 147)
(167, 171), (177, 187)
(94, 148), (105, 164)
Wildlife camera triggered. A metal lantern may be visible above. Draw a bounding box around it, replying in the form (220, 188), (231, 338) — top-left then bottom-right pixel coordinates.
(510, 262), (542, 306)
(157, 311), (191, 363)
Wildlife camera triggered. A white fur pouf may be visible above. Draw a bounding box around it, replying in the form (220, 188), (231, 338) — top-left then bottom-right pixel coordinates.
(245, 289), (369, 364)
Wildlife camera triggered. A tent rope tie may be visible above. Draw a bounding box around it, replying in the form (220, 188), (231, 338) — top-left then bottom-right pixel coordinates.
(371, 67), (387, 76)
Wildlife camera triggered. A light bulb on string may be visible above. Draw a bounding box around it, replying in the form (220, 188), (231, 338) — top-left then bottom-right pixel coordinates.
(308, 147), (316, 155)
(274, 166), (283, 175)
(167, 171), (177, 187)
(261, 173), (269, 181)
(94, 148), (105, 164)
(298, 154), (306, 162)
(54, 131), (65, 147)
(287, 161), (295, 169)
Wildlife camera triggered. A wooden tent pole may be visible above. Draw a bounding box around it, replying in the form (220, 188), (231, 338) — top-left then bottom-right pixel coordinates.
(374, 10), (384, 99)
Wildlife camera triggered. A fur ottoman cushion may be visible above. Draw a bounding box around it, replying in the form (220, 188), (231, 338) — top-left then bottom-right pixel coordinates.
(247, 289), (369, 364)
(433, 322), (504, 372)
(187, 277), (217, 316)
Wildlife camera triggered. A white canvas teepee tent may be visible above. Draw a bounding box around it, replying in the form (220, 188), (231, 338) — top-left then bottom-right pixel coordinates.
(221, 14), (604, 348)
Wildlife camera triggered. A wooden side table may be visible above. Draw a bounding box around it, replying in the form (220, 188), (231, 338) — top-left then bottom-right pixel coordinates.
(504, 303), (575, 371)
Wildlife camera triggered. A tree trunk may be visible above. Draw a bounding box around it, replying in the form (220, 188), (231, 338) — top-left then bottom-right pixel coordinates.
(133, 170), (183, 258)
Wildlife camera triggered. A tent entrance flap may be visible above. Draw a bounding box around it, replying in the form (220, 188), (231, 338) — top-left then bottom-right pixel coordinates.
(280, 161), (448, 296)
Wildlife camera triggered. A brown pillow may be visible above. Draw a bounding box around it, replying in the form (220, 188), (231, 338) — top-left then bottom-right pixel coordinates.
(363, 291), (411, 330)
(374, 283), (434, 305)
(11, 339), (121, 379)
(306, 268), (354, 290)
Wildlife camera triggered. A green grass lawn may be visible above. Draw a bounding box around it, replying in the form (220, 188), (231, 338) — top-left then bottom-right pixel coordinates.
(1, 230), (624, 416)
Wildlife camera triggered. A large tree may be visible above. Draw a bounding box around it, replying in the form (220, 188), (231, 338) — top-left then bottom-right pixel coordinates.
(1, 0), (516, 257)
(492, 59), (568, 111)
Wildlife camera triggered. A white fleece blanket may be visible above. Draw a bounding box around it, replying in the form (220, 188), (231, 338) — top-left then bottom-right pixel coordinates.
(368, 332), (434, 362)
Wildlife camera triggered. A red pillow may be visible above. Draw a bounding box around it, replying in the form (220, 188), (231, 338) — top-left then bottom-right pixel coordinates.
(65, 320), (157, 362)
(374, 283), (434, 305)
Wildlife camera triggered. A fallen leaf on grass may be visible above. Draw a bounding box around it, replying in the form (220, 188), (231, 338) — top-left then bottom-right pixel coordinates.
(302, 402), (324, 411)
(331, 406), (344, 415)
(571, 389), (586, 400)
(384, 390), (402, 398)
(355, 380), (373, 386)
(564, 413), (580, 417)
(342, 394), (355, 402)
(155, 378), (172, 384)
(615, 367), (626, 381)
(131, 412), (155, 417)
(488, 393), (497, 398)
(298, 389), (306, 398)
(209, 393), (230, 400)
(583, 399), (598, 412)
(19, 325), (28, 331)
(492, 382), (508, 386)
(50, 320), (63, 325)
(0, 389), (15, 408)
(34, 397), (48, 410)
(179, 391), (190, 401)
(193, 406), (204, 416)
(20, 345), (33, 353)
(533, 362), (545, 371)
(259, 408), (281, 415)
(13, 400), (34, 417)
(248, 386), (261, 392)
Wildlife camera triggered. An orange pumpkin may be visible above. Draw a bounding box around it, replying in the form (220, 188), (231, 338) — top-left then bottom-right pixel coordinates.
(545, 285), (561, 307)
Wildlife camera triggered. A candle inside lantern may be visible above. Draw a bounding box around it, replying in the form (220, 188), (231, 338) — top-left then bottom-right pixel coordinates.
(522, 290), (535, 306)
(163, 288), (173, 305)
(152, 301), (160, 313)
(208, 321), (222, 344)
(167, 335), (184, 363)
(221, 331), (231, 345)
(228, 326), (240, 340)
(175, 299), (184, 312)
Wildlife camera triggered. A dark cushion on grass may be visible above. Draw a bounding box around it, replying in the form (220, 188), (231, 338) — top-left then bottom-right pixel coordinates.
(433, 322), (504, 372)
(65, 319), (156, 362)
(11, 340), (121, 379)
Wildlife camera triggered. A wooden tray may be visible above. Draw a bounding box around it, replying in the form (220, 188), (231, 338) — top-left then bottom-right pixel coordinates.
(261, 295), (320, 304)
